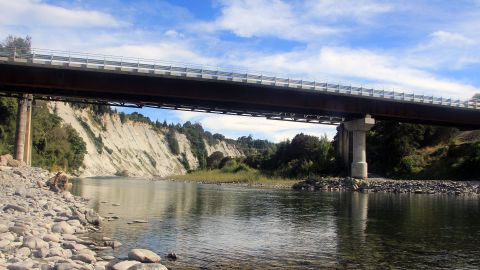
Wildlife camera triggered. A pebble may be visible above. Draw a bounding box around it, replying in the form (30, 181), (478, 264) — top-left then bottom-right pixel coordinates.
(0, 166), (169, 270)
(293, 177), (480, 195)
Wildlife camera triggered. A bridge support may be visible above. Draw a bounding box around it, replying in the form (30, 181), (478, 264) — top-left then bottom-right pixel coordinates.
(344, 115), (375, 179)
(14, 94), (33, 165)
(336, 124), (350, 169)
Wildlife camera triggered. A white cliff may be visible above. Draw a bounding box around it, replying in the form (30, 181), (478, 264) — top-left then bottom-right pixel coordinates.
(51, 102), (242, 177)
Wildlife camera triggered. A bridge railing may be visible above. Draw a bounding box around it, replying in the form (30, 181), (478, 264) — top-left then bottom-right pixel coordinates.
(1, 47), (479, 110)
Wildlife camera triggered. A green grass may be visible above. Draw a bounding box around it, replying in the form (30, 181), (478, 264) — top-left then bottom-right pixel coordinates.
(169, 169), (299, 188)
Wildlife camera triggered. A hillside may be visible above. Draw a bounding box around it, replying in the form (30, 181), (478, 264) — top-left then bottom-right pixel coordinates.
(52, 102), (242, 177)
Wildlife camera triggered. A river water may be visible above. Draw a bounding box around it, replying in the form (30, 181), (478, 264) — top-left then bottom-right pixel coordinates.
(71, 177), (480, 269)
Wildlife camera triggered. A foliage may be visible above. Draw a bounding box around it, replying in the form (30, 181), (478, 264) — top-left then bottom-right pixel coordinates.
(178, 121), (208, 169)
(114, 169), (129, 177)
(0, 35), (31, 54)
(179, 152), (190, 171)
(207, 151), (224, 169)
(166, 129), (180, 155)
(30, 101), (86, 172)
(367, 121), (458, 178)
(143, 150), (157, 167)
(0, 97), (18, 155)
(77, 117), (103, 154)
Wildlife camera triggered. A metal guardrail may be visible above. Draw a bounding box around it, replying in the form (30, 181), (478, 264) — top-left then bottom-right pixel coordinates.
(1, 47), (479, 110)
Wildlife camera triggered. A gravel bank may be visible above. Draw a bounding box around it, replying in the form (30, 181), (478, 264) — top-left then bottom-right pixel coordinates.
(293, 177), (480, 195)
(0, 165), (169, 270)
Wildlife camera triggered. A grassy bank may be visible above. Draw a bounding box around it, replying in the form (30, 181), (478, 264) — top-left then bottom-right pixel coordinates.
(169, 169), (300, 188)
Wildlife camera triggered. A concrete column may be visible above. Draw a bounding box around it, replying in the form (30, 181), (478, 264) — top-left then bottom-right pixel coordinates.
(344, 115), (375, 179)
(15, 94), (29, 162)
(336, 124), (350, 168)
(24, 95), (33, 166)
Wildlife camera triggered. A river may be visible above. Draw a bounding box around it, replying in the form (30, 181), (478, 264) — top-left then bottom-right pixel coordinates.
(71, 177), (480, 269)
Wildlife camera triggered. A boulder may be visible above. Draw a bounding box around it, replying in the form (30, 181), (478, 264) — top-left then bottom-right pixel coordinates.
(15, 247), (31, 258)
(0, 223), (8, 233)
(85, 209), (102, 225)
(128, 249), (161, 263)
(3, 204), (27, 212)
(6, 260), (34, 270)
(43, 234), (61, 243)
(23, 236), (49, 249)
(127, 264), (168, 270)
(51, 221), (75, 234)
(111, 261), (141, 270)
(72, 253), (96, 264)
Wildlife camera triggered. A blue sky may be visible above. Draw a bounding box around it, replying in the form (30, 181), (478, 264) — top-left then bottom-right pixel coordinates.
(1, 0), (480, 141)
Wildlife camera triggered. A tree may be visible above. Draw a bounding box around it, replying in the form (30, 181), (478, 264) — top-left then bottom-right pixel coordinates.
(207, 151), (224, 169)
(473, 93), (480, 100)
(0, 35), (31, 54)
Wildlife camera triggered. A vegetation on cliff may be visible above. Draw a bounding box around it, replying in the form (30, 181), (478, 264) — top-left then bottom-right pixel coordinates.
(0, 97), (86, 172)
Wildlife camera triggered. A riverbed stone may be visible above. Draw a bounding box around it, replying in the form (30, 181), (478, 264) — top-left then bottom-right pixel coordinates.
(3, 204), (27, 213)
(72, 253), (96, 264)
(0, 223), (8, 233)
(51, 221), (75, 234)
(127, 263), (168, 270)
(111, 260), (141, 270)
(43, 233), (61, 243)
(85, 209), (102, 225)
(6, 260), (34, 270)
(23, 236), (49, 249)
(15, 247), (31, 258)
(0, 239), (10, 248)
(128, 249), (161, 263)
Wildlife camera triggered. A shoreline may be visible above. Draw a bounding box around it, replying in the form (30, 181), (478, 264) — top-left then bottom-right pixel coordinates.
(0, 165), (169, 270)
(81, 174), (480, 195)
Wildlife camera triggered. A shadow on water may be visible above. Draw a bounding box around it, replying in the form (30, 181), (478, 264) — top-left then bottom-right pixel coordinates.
(71, 178), (480, 269)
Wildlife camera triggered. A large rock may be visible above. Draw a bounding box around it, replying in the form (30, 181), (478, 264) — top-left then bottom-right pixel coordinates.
(51, 221), (75, 234)
(48, 247), (72, 258)
(15, 247), (31, 258)
(72, 253), (96, 264)
(0, 224), (8, 233)
(127, 263), (168, 270)
(23, 236), (49, 249)
(128, 249), (161, 263)
(111, 261), (141, 270)
(43, 233), (61, 243)
(6, 260), (34, 270)
(3, 204), (27, 212)
(85, 209), (102, 225)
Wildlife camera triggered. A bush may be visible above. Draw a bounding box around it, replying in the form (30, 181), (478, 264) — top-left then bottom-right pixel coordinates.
(166, 129), (180, 155)
(207, 151), (224, 169)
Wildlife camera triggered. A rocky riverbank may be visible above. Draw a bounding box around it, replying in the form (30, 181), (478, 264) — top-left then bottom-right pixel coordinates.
(293, 177), (480, 195)
(0, 165), (169, 270)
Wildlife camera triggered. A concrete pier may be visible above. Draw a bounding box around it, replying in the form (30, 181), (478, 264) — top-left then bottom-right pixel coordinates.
(344, 115), (375, 179)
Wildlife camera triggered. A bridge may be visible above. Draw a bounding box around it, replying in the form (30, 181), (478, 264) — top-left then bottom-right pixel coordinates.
(1, 48), (479, 178)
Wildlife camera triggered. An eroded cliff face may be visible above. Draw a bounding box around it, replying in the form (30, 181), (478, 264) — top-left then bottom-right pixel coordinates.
(52, 102), (242, 177)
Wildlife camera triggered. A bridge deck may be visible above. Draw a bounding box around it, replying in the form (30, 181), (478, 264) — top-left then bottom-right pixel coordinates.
(0, 49), (479, 129)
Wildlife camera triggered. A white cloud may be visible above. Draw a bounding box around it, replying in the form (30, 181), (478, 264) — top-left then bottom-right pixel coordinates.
(233, 46), (479, 99)
(305, 0), (392, 20)
(0, 0), (123, 28)
(430, 31), (475, 46)
(175, 111), (336, 142)
(195, 0), (391, 41)
(94, 42), (216, 66)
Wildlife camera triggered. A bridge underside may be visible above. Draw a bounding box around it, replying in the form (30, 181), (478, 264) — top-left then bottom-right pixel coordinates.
(1, 61), (480, 129)
(1, 60), (480, 179)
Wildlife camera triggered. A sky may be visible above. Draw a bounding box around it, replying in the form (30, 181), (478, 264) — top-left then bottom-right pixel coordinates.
(1, 0), (480, 142)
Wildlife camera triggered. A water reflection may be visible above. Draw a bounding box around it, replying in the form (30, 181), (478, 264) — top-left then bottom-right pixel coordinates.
(71, 178), (480, 269)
